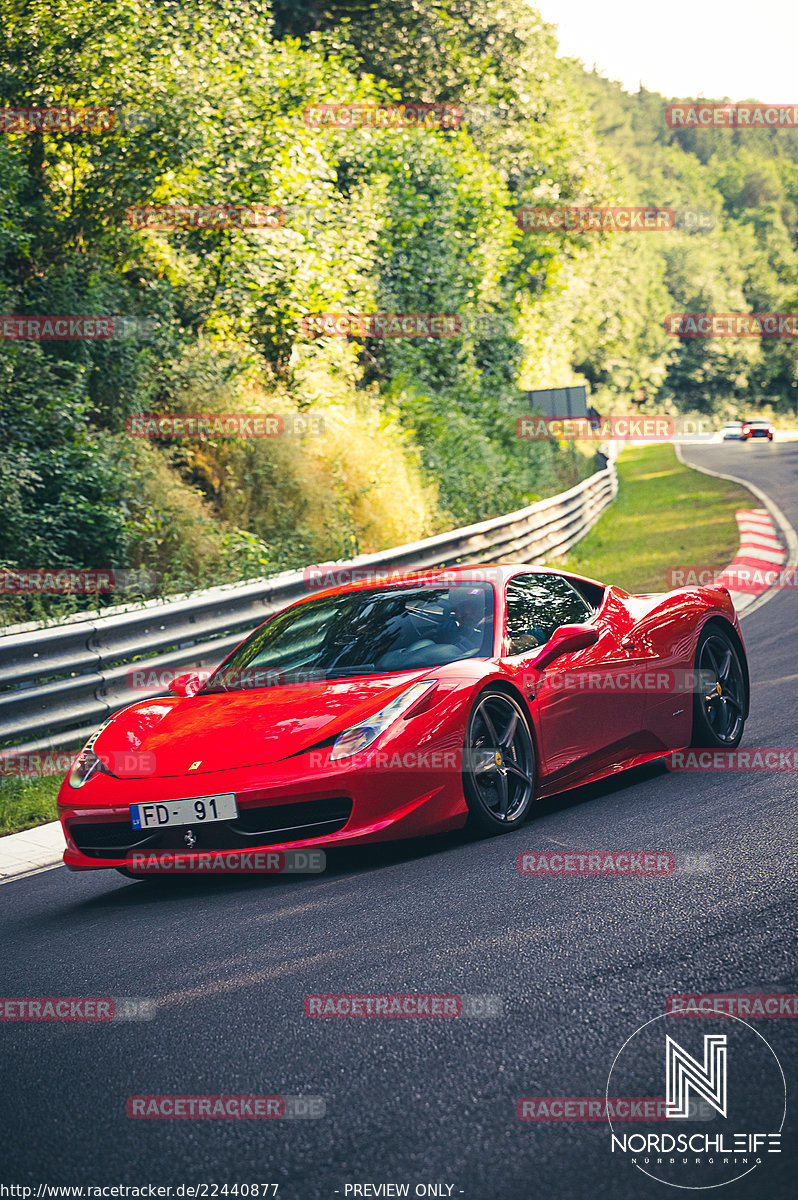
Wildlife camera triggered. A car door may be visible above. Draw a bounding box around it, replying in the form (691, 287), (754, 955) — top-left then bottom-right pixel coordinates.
(503, 573), (646, 783)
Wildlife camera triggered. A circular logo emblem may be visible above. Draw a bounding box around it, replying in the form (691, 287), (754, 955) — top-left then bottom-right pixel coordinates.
(605, 1011), (785, 1189)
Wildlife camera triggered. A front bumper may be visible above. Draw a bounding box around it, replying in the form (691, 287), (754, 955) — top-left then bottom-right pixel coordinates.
(58, 747), (467, 871)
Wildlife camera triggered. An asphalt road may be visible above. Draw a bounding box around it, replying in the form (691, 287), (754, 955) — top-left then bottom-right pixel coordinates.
(1, 443), (796, 1200)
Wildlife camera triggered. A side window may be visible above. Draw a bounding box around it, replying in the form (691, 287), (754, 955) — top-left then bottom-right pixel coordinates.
(505, 574), (592, 655)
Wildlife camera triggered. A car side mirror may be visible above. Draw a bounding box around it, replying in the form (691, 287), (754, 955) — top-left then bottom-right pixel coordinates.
(167, 672), (206, 698)
(527, 623), (599, 671)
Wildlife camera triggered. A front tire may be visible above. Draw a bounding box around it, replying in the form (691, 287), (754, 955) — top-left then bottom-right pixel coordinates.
(691, 625), (747, 748)
(462, 690), (536, 834)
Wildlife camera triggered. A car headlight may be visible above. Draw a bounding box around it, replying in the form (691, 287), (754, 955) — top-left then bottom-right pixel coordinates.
(68, 723), (112, 789)
(329, 680), (437, 761)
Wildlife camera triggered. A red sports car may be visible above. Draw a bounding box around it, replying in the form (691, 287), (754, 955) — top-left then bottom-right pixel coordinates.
(742, 421), (775, 441)
(57, 565), (749, 875)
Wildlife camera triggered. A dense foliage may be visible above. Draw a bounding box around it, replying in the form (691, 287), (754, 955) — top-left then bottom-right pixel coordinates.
(0, 0), (795, 622)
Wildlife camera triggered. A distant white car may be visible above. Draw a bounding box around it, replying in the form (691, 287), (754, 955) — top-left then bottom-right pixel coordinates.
(721, 421), (747, 440)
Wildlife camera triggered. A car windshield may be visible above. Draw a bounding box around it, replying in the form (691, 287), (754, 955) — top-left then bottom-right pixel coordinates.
(199, 583), (496, 691)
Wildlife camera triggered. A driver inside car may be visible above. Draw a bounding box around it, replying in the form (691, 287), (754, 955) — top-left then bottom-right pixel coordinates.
(436, 586), (487, 652)
(374, 585), (489, 669)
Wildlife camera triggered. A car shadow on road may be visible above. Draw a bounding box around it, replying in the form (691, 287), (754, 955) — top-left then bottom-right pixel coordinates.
(54, 758), (671, 915)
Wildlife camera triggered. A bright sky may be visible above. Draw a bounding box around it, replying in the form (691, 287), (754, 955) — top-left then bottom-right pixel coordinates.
(533, 1), (798, 101)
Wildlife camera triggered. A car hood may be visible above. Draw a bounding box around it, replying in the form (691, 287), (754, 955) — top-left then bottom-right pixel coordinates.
(94, 671), (438, 778)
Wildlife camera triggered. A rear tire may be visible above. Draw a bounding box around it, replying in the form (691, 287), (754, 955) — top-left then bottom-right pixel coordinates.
(462, 690), (536, 834)
(690, 625), (747, 748)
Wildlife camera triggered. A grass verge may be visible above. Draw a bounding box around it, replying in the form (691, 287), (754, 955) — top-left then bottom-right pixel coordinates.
(559, 443), (758, 593)
(0, 774), (62, 837)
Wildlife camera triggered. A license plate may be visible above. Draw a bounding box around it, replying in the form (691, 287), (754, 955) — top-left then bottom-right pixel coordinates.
(130, 793), (238, 829)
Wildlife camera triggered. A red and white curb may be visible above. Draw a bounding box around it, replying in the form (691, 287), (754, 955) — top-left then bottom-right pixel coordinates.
(673, 442), (798, 618)
(713, 508), (787, 609)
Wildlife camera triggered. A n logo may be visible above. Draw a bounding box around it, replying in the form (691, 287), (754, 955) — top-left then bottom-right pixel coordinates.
(666, 1034), (727, 1118)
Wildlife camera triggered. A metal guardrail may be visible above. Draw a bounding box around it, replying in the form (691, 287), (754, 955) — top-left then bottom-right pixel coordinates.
(0, 462), (617, 757)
